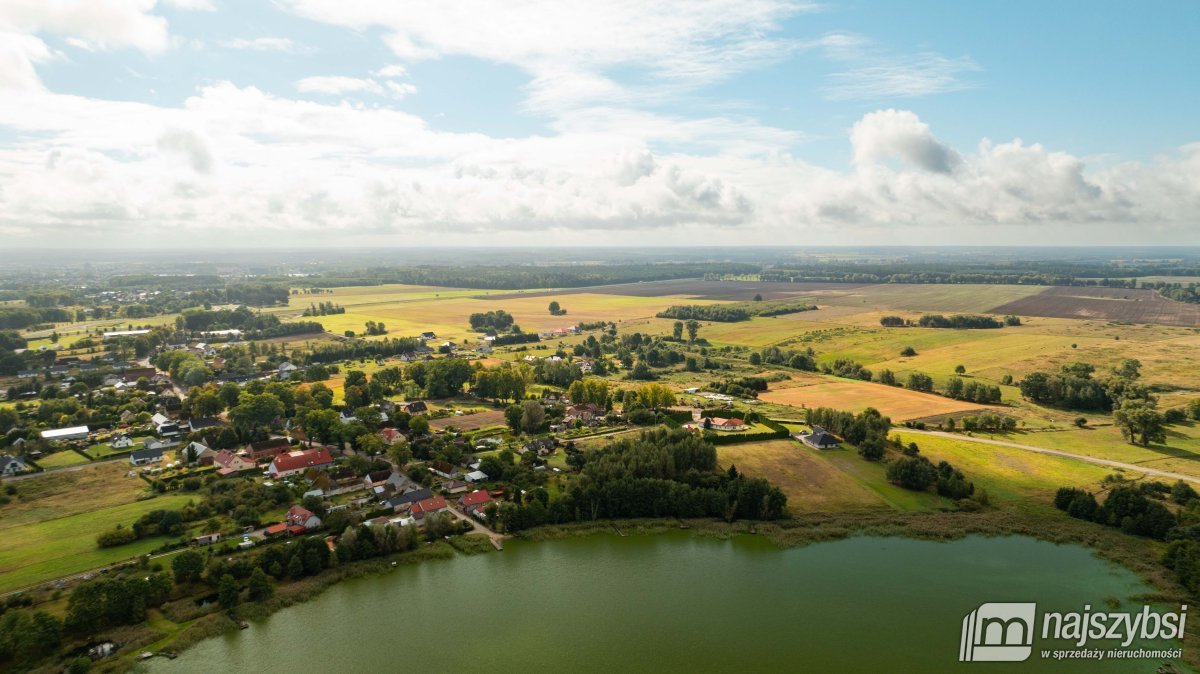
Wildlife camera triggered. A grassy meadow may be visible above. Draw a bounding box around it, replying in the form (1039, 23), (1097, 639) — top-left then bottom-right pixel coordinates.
(0, 463), (194, 592)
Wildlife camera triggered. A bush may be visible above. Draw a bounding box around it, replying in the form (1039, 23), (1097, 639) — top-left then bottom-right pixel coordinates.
(886, 456), (936, 490)
(96, 526), (138, 548)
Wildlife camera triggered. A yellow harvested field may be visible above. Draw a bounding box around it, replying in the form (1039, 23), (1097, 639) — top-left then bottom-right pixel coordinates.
(718, 440), (888, 512)
(760, 378), (989, 421)
(288, 291), (716, 342)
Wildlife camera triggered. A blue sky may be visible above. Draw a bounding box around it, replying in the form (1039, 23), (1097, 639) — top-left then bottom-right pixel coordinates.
(0, 0), (1197, 246)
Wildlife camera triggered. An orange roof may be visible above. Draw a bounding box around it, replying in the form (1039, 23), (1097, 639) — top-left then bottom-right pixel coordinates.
(411, 496), (448, 516)
(270, 448), (333, 473)
(459, 489), (492, 508)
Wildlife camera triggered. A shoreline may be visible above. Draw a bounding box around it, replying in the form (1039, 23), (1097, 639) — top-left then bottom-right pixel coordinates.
(101, 507), (1198, 673)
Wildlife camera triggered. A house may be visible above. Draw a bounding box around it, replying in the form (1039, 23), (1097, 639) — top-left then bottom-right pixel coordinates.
(144, 438), (179, 452)
(40, 425), (90, 442)
(187, 417), (221, 433)
(180, 441), (213, 465)
(565, 403), (602, 423)
(213, 450), (256, 476)
(523, 437), (557, 456)
(158, 394), (182, 410)
(419, 332), (437, 340)
(402, 401), (428, 415)
(428, 460), (458, 480)
(152, 414), (181, 438)
(443, 479), (469, 494)
(130, 447), (164, 466)
(707, 417), (748, 431)
(458, 489), (493, 515)
(277, 362), (299, 376)
(0, 454), (27, 476)
(464, 470), (488, 483)
(410, 496), (450, 519)
(264, 523), (289, 537)
(799, 426), (840, 450)
(192, 532), (222, 546)
(383, 487), (433, 511)
(286, 505), (322, 530)
(378, 428), (406, 444)
(110, 434), (135, 449)
(268, 448), (334, 478)
(121, 367), (157, 383)
(338, 410), (358, 424)
(246, 437), (292, 462)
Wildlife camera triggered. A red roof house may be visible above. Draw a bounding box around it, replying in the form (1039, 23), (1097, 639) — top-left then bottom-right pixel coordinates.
(247, 437), (292, 462)
(286, 505), (323, 530)
(378, 428), (405, 444)
(410, 496), (449, 519)
(458, 489), (493, 511)
(268, 448), (333, 477)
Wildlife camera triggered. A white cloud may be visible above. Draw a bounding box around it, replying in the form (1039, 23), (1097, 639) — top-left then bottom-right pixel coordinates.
(851, 109), (961, 173)
(296, 76), (383, 96)
(827, 53), (980, 101)
(809, 31), (980, 101)
(0, 79), (1197, 246)
(384, 81), (417, 98)
(0, 0), (169, 54)
(0, 3), (1195, 247)
(0, 0), (171, 92)
(372, 64), (407, 78)
(162, 0), (217, 10)
(220, 37), (304, 53)
(156, 127), (213, 173)
(0, 30), (55, 91)
(295, 76), (417, 99)
(278, 0), (817, 112)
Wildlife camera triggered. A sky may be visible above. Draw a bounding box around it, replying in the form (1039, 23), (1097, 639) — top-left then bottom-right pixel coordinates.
(0, 0), (1197, 248)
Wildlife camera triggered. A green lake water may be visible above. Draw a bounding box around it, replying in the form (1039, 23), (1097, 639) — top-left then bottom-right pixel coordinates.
(149, 533), (1187, 673)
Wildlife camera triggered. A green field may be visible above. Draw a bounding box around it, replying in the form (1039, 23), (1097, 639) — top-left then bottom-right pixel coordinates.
(0, 494), (193, 593)
(817, 283), (1047, 313)
(949, 421), (1200, 481)
(34, 451), (90, 469)
(888, 432), (1127, 514)
(85, 440), (143, 459)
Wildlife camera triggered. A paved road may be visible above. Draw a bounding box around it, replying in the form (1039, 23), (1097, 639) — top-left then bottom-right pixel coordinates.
(897, 429), (1200, 485)
(447, 506), (506, 549)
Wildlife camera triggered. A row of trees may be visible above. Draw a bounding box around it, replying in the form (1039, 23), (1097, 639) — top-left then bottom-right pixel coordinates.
(658, 300), (816, 323)
(469, 310), (515, 332)
(807, 407), (891, 460)
(493, 429), (787, 531)
(301, 301), (345, 316)
(885, 439), (975, 499)
(1054, 484), (1177, 540)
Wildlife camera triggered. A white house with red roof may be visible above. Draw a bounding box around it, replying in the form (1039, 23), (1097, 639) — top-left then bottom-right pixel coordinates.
(213, 449), (256, 477)
(410, 496), (450, 519)
(268, 448), (334, 478)
(378, 427), (406, 444)
(286, 504), (322, 530)
(457, 489), (493, 516)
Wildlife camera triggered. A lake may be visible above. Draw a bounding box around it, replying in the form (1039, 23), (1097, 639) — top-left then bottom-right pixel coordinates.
(150, 532), (1185, 672)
